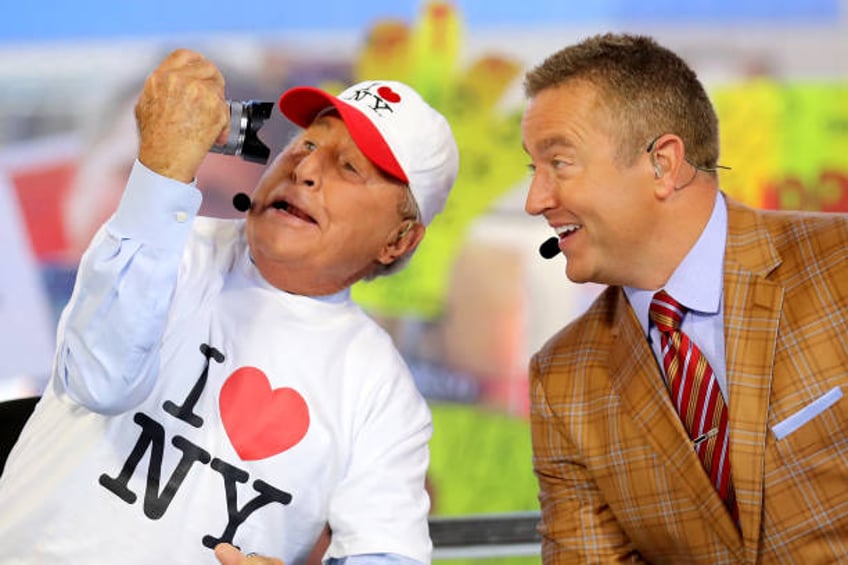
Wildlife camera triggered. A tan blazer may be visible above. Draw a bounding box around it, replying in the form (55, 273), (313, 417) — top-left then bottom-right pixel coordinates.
(530, 196), (848, 564)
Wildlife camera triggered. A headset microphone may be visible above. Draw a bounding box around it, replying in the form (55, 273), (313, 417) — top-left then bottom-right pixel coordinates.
(232, 192), (252, 213)
(539, 236), (561, 259)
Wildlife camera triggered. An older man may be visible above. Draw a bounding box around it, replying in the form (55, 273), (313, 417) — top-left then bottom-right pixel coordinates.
(0, 49), (458, 564)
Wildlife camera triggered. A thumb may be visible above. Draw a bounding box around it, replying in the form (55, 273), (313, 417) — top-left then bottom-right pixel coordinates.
(214, 543), (244, 565)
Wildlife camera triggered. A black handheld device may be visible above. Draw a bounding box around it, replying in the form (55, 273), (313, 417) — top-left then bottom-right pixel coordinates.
(210, 100), (274, 164)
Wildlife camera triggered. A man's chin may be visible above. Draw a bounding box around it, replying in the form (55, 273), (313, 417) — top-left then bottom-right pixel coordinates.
(565, 263), (590, 285)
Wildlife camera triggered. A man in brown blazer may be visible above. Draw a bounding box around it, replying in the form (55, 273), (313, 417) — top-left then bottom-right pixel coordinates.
(521, 32), (848, 563)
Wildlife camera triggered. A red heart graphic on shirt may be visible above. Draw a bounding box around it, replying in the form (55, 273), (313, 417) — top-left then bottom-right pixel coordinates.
(219, 366), (310, 461)
(377, 85), (401, 103)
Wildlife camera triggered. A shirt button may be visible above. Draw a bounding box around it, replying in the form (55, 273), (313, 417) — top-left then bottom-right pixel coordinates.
(175, 211), (188, 223)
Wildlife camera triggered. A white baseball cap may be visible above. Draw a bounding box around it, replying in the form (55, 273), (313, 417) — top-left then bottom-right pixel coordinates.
(278, 80), (459, 226)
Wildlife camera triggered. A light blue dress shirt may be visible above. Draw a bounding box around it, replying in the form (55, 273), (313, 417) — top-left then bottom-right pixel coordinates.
(624, 192), (729, 401)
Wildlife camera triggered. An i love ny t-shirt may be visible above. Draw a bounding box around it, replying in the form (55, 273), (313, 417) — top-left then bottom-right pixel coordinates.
(0, 162), (432, 564)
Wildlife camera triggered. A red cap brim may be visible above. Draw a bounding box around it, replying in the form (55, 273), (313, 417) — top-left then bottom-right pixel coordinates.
(278, 87), (408, 184)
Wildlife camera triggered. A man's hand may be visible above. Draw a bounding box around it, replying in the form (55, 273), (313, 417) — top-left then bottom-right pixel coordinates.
(214, 543), (286, 565)
(135, 48), (229, 183)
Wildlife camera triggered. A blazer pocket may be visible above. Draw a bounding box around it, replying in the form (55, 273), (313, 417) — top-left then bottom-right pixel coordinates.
(772, 386), (843, 440)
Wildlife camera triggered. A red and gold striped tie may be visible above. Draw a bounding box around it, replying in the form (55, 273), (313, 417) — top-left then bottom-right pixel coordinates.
(649, 290), (739, 523)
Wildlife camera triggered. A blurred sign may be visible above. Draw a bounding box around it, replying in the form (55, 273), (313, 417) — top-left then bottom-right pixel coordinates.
(713, 80), (848, 212)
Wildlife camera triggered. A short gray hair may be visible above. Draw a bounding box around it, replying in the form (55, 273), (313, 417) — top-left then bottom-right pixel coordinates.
(364, 183), (422, 280)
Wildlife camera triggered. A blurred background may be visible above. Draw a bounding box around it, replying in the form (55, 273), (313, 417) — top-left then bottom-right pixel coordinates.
(2, 1), (847, 562)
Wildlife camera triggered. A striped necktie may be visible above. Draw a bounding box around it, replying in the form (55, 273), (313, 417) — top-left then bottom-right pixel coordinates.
(649, 290), (739, 523)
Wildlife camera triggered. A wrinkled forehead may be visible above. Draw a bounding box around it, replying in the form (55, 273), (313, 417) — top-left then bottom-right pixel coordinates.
(285, 110), (345, 146)
(284, 114), (403, 184)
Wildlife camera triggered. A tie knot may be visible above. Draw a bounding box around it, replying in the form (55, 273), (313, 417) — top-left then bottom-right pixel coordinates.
(649, 290), (686, 332)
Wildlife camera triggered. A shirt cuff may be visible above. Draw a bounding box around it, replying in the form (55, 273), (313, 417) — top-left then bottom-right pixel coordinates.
(109, 159), (203, 250)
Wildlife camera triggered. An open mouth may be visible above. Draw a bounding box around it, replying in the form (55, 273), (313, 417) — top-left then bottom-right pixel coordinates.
(272, 199), (317, 224)
(556, 224), (582, 239)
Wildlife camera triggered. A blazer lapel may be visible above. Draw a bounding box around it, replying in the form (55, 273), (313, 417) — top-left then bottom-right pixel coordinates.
(608, 289), (745, 553)
(722, 197), (784, 563)
(608, 292), (687, 455)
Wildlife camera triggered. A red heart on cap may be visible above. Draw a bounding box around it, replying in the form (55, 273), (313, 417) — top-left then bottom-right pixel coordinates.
(377, 86), (401, 103)
(219, 366), (310, 461)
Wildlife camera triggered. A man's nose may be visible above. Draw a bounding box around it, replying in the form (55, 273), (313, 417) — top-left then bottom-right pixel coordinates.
(525, 173), (557, 217)
(291, 152), (320, 188)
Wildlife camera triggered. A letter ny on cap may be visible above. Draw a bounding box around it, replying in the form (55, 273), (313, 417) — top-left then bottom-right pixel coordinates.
(278, 80), (459, 226)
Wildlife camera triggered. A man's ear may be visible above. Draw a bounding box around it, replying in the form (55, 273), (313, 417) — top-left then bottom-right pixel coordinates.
(377, 221), (425, 265)
(649, 134), (687, 197)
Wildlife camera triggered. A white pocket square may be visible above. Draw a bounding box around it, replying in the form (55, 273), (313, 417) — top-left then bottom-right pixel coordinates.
(772, 386), (843, 440)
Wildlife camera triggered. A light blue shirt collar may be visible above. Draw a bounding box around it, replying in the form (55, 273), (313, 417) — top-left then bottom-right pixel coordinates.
(625, 192), (727, 335)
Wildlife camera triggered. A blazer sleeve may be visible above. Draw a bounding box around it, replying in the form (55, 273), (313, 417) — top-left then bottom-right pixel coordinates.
(529, 352), (644, 564)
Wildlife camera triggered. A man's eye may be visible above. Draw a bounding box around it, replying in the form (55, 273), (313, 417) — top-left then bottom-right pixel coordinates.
(304, 140), (316, 151)
(526, 163), (536, 175)
(341, 161), (364, 180)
